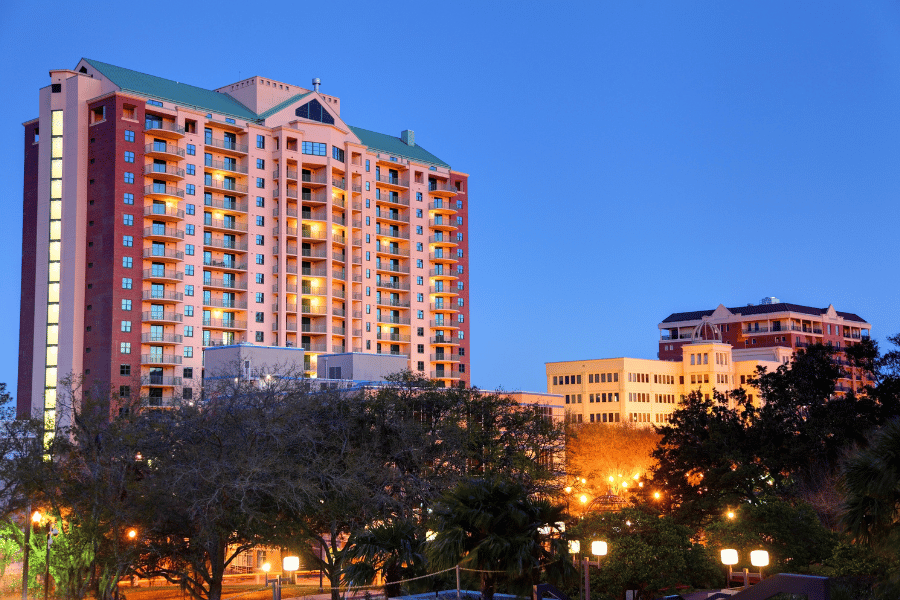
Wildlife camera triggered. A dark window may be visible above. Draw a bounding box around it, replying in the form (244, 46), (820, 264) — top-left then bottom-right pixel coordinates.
(183, 367), (193, 379)
(295, 99), (335, 125)
(51, 84), (61, 93)
(120, 364), (130, 376)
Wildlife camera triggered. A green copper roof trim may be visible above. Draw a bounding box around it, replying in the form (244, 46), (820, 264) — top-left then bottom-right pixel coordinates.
(348, 126), (450, 168)
(257, 91), (313, 120)
(83, 58), (259, 121)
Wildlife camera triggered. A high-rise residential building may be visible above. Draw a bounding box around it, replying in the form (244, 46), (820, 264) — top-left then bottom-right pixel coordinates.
(18, 59), (470, 422)
(548, 298), (872, 425)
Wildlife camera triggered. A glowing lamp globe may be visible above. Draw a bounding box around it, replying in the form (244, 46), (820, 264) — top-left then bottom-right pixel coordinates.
(721, 549), (738, 566)
(283, 556), (300, 572)
(569, 540), (580, 554)
(591, 541), (607, 556)
(750, 550), (769, 567)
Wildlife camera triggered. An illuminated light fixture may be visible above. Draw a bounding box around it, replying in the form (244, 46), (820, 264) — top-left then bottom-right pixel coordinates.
(638, 482), (644, 488)
(608, 476), (614, 482)
(653, 491), (660, 499)
(283, 556), (300, 571)
(727, 511), (735, 520)
(564, 486), (572, 494)
(750, 550), (769, 567)
(569, 540), (580, 554)
(622, 482), (628, 488)
(426, 530), (437, 541)
(32, 511), (42, 524)
(579, 495), (588, 504)
(581, 478), (586, 484)
(127, 529), (137, 539)
(261, 562), (271, 572)
(633, 474), (639, 480)
(721, 549), (738, 566)
(591, 541), (607, 556)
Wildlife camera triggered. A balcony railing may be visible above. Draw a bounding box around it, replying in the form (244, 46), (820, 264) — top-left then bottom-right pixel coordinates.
(428, 181), (457, 194)
(431, 353), (461, 362)
(273, 188), (299, 199)
(203, 297), (247, 309)
(204, 218), (248, 232)
(377, 193), (409, 207)
(375, 210), (409, 223)
(143, 226), (184, 240)
(430, 370), (461, 379)
(141, 333), (184, 344)
(204, 238), (248, 251)
(141, 354), (183, 365)
(332, 178), (346, 190)
(144, 375), (183, 386)
(378, 316), (411, 325)
(143, 164), (185, 178)
(144, 205), (185, 219)
(375, 173), (408, 187)
(204, 158), (248, 174)
(205, 180), (249, 194)
(428, 200), (457, 212)
(301, 172), (328, 184)
(142, 311), (183, 323)
(145, 143), (185, 157)
(203, 318), (247, 329)
(376, 245), (410, 257)
(144, 184), (184, 198)
(378, 299), (410, 308)
(144, 122), (185, 136)
(203, 259), (247, 271)
(430, 336), (458, 344)
(204, 196), (248, 212)
(142, 290), (184, 302)
(376, 263), (409, 274)
(376, 332), (410, 342)
(375, 226), (409, 239)
(273, 168), (298, 180)
(203, 278), (248, 290)
(206, 137), (249, 153)
(143, 248), (184, 261)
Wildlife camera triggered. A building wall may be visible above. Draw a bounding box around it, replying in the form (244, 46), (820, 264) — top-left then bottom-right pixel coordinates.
(316, 352), (408, 381)
(17, 120), (40, 417)
(546, 342), (782, 426)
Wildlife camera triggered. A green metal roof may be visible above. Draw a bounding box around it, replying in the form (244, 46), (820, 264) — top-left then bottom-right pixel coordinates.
(257, 91), (312, 120)
(348, 126), (450, 168)
(83, 59), (259, 121)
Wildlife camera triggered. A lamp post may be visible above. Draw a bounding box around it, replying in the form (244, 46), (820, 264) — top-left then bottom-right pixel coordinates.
(582, 541), (607, 600)
(720, 549), (738, 588)
(283, 556), (299, 586)
(43, 521), (58, 600)
(22, 510), (41, 600)
(750, 550), (769, 581)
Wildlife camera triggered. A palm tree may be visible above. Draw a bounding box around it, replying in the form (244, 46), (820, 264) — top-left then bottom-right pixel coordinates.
(343, 519), (426, 597)
(840, 418), (900, 559)
(427, 478), (569, 600)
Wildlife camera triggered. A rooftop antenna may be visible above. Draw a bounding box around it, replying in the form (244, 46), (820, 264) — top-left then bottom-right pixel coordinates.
(313, 78), (321, 92)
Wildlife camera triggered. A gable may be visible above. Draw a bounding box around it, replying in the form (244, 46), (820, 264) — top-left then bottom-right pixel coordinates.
(295, 98), (335, 125)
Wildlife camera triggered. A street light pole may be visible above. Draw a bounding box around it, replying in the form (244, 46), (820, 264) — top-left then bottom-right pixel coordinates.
(581, 541), (607, 600)
(23, 510), (41, 600)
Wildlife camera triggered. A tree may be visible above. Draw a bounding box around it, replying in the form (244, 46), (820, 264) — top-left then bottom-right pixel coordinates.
(840, 417), (900, 579)
(427, 478), (570, 600)
(566, 422), (660, 496)
(571, 507), (718, 600)
(343, 519), (426, 597)
(704, 499), (836, 573)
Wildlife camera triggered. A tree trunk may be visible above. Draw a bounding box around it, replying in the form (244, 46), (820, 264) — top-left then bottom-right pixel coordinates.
(208, 540), (226, 600)
(481, 574), (495, 600)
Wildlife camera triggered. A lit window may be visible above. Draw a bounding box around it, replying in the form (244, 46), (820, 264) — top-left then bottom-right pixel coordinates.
(256, 254), (264, 265)
(120, 342), (131, 354)
(185, 285), (194, 296)
(184, 346), (193, 358)
(256, 292), (264, 303)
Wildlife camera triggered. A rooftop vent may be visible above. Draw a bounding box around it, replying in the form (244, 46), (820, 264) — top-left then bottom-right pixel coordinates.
(312, 78), (321, 92)
(760, 296), (780, 305)
(401, 129), (415, 146)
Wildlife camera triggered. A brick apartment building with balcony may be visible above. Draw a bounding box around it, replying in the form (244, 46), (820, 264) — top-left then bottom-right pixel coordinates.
(18, 59), (470, 423)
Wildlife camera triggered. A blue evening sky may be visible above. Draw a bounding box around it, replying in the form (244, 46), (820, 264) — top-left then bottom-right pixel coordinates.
(1, 1), (899, 398)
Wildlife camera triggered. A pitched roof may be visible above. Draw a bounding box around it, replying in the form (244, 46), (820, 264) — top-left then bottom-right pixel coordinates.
(82, 59), (259, 121)
(257, 91), (312, 120)
(661, 303), (868, 324)
(348, 126), (450, 168)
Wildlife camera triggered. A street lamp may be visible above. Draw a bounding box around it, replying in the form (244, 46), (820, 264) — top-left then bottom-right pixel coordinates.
(283, 556), (299, 585)
(582, 540), (607, 600)
(720, 549), (738, 588)
(261, 561), (271, 586)
(751, 550), (769, 580)
(22, 511), (42, 600)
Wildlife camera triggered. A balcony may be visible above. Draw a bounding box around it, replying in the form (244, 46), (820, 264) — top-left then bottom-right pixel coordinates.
(332, 327), (346, 337)
(428, 234), (458, 246)
(333, 269), (348, 281)
(430, 336), (458, 345)
(376, 263), (410, 275)
(144, 121), (185, 138)
(301, 171), (328, 185)
(203, 318), (247, 330)
(429, 285), (458, 296)
(273, 188), (299, 199)
(332, 177), (346, 190)
(428, 181), (457, 196)
(300, 228), (325, 240)
(141, 333), (184, 344)
(301, 209), (329, 221)
(429, 252), (458, 263)
(377, 280), (410, 291)
(145, 142), (185, 160)
(301, 285), (325, 296)
(429, 218), (456, 231)
(143, 396), (177, 408)
(205, 179), (249, 195)
(375, 210), (409, 224)
(144, 204), (184, 221)
(204, 196), (248, 213)
(274, 206), (299, 218)
(204, 158), (248, 174)
(143, 226), (184, 242)
(204, 278), (248, 291)
(204, 237), (248, 252)
(377, 298), (410, 308)
(302, 189), (328, 204)
(203, 297), (248, 309)
(142, 311), (183, 324)
(205, 337), (246, 347)
(376, 245), (410, 257)
(141, 354), (183, 365)
(144, 184), (185, 200)
(205, 137), (249, 155)
(376, 193), (409, 207)
(430, 369), (461, 380)
(300, 343), (328, 352)
(378, 315), (411, 325)
(790, 325), (823, 335)
(203, 258), (248, 272)
(143, 375), (183, 387)
(376, 332), (410, 342)
(430, 303), (456, 312)
(430, 320), (459, 329)
(429, 268), (458, 279)
(273, 282), (299, 294)
(143, 164), (185, 181)
(300, 324), (328, 334)
(377, 350), (406, 357)
(204, 218), (248, 233)
(142, 290), (184, 302)
(301, 266), (328, 277)
(428, 199), (457, 213)
(143, 267), (183, 283)
(431, 353), (461, 362)
(375, 225), (409, 240)
(143, 248), (184, 262)
(375, 173), (408, 189)
(273, 168), (298, 181)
